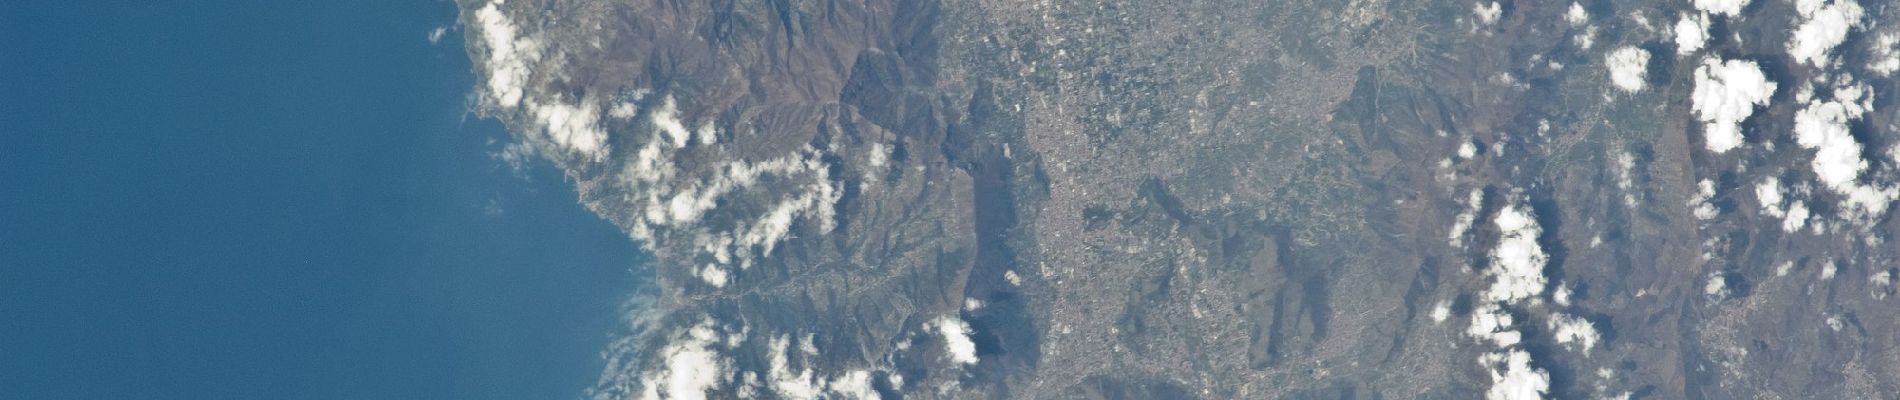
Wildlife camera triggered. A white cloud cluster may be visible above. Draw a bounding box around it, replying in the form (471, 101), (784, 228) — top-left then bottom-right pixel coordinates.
(1614, 151), (1638, 207)
(1486, 203), (1549, 303)
(1547, 313), (1600, 353)
(1704, 272), (1730, 298)
(606, 102), (843, 287)
(1872, 270), (1894, 299)
(742, 333), (883, 400)
(1474, 2), (1503, 26)
(1458, 194), (1570, 399)
(1755, 176), (1812, 232)
(1690, 58), (1777, 154)
(638, 319), (733, 400)
(1693, 0), (1751, 17)
(1431, 298), (1453, 323)
(471, 2), (610, 161)
(1566, 3), (1589, 26)
(1675, 14), (1710, 55)
(1449, 188), (1485, 248)
(1468, 303), (1524, 347)
(1793, 80), (1896, 220)
(1786, 0), (1865, 68)
(1756, 176), (1784, 217)
(1690, 179), (1721, 221)
(935, 316), (980, 366)
(1605, 46), (1650, 93)
(471, 3), (843, 290)
(1870, 32), (1900, 76)
(1480, 350), (1551, 400)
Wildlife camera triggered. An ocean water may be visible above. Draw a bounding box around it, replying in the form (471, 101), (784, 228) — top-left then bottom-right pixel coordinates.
(1, 1), (638, 399)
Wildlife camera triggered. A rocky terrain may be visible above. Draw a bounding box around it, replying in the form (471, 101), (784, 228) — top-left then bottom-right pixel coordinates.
(457, 0), (1900, 398)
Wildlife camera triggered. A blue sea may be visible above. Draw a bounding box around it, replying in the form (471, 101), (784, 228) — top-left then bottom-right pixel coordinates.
(1, 1), (639, 399)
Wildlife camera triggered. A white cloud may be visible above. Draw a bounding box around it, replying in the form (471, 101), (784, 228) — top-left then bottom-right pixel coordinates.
(964, 297), (984, 311)
(1869, 32), (1900, 76)
(1430, 298), (1452, 323)
(1574, 25), (1598, 50)
(1566, 3), (1589, 26)
(1756, 176), (1785, 217)
(1675, 14), (1709, 56)
(698, 264), (729, 287)
(867, 143), (889, 169)
(1615, 151), (1637, 207)
(935, 316), (980, 365)
(651, 96), (695, 149)
(1693, 0), (1751, 17)
(767, 335), (821, 400)
(1467, 303), (1523, 347)
(826, 370), (881, 400)
(1486, 202), (1549, 303)
(1872, 270), (1894, 299)
(471, 3), (610, 161)
(1605, 46), (1650, 93)
(1690, 58), (1777, 154)
(1449, 188), (1485, 248)
(1480, 350), (1551, 400)
(1704, 272), (1729, 297)
(1474, 2), (1503, 25)
(473, 3), (537, 109)
(639, 319), (732, 400)
(428, 26), (447, 44)
(1547, 313), (1600, 353)
(1787, 0), (1865, 68)
(1793, 81), (1896, 219)
(1552, 283), (1572, 307)
(758, 333), (883, 400)
(1783, 200), (1811, 232)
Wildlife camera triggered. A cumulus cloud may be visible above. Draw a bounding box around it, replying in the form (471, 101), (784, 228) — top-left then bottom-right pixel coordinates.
(1793, 81), (1896, 219)
(1614, 151), (1638, 207)
(1704, 272), (1729, 298)
(1449, 188), (1485, 248)
(1872, 270), (1894, 299)
(826, 370), (881, 400)
(1693, 0), (1751, 17)
(1756, 176), (1785, 217)
(1467, 303), (1523, 347)
(1787, 0), (1865, 68)
(471, 2), (609, 161)
(758, 334), (883, 400)
(1430, 298), (1453, 323)
(1547, 313), (1600, 353)
(1690, 58), (1777, 154)
(1783, 200), (1811, 232)
(767, 335), (821, 399)
(1605, 46), (1650, 93)
(1675, 14), (1709, 56)
(1566, 2), (1589, 26)
(1474, 2), (1503, 25)
(639, 319), (732, 400)
(1870, 32), (1900, 76)
(1486, 202), (1549, 303)
(935, 316), (980, 366)
(1480, 350), (1551, 400)
(1690, 179), (1720, 220)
